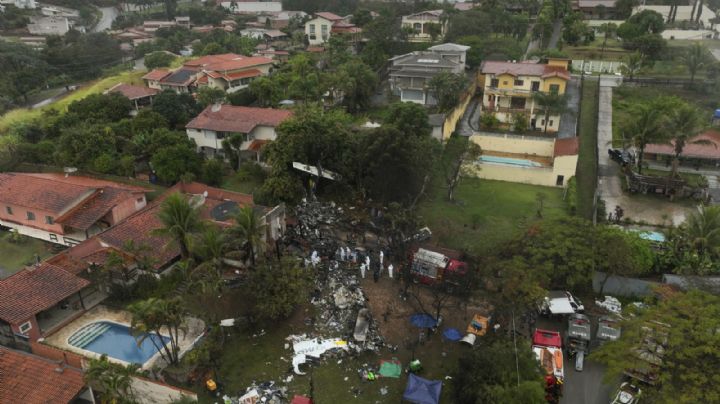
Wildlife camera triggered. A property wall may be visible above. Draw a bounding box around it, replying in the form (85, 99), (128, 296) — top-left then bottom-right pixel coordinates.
(251, 126), (277, 141)
(109, 194), (146, 225)
(465, 162), (558, 187)
(30, 341), (84, 368)
(442, 77), (477, 141)
(552, 155), (578, 186)
(469, 134), (555, 157)
(661, 29), (714, 40)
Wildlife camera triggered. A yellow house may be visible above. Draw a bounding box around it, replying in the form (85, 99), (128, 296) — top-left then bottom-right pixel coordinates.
(480, 59), (570, 133)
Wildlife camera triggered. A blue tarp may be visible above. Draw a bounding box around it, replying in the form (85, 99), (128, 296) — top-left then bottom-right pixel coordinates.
(410, 313), (437, 328)
(442, 327), (462, 341)
(714, 109), (720, 119)
(403, 374), (442, 404)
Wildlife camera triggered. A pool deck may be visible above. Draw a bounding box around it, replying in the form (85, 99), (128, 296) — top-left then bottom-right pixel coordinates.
(481, 151), (552, 167)
(42, 305), (205, 370)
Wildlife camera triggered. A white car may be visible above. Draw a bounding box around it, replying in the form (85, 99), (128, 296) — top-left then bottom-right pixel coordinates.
(611, 382), (641, 404)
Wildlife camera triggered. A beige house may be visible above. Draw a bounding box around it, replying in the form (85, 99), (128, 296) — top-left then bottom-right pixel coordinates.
(480, 58), (571, 133)
(401, 10), (447, 42)
(304, 12), (360, 46)
(466, 136), (579, 187)
(185, 105), (293, 160)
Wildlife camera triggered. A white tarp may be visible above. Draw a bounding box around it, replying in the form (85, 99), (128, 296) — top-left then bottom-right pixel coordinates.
(546, 297), (575, 315)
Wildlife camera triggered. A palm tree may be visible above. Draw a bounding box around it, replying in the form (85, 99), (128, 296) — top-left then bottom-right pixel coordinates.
(598, 23), (617, 59)
(624, 101), (671, 174)
(620, 52), (644, 80)
(85, 355), (139, 404)
(153, 192), (204, 260)
(683, 205), (720, 257)
(532, 91), (568, 133)
(667, 104), (708, 178)
(683, 43), (711, 83)
(128, 297), (187, 365)
(229, 206), (266, 266)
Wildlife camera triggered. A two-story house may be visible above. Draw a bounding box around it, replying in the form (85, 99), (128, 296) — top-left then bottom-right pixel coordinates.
(0, 173), (148, 246)
(388, 43), (469, 106)
(480, 58), (570, 133)
(186, 104), (292, 160)
(401, 10), (447, 42)
(143, 53), (274, 94)
(304, 12), (360, 46)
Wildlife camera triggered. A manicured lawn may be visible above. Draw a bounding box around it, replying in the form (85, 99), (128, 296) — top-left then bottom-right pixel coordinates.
(576, 77), (599, 220)
(0, 69), (146, 132)
(0, 231), (53, 278)
(418, 178), (568, 255)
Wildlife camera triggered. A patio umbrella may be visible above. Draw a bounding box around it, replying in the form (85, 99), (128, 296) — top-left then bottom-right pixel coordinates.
(410, 313), (438, 328)
(442, 327), (462, 341)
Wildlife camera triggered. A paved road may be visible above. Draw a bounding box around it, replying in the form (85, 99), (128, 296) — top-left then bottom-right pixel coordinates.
(94, 6), (119, 32)
(548, 19), (563, 49)
(711, 48), (720, 62)
(558, 75), (580, 139)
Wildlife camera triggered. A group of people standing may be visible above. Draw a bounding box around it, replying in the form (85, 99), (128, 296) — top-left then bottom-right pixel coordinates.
(335, 246), (394, 282)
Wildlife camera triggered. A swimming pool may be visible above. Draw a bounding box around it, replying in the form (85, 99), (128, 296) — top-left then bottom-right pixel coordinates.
(479, 155), (543, 167)
(636, 230), (666, 243)
(68, 321), (170, 365)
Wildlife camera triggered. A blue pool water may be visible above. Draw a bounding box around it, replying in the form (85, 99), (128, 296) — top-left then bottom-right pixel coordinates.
(637, 231), (666, 243)
(479, 155), (543, 167)
(68, 321), (170, 365)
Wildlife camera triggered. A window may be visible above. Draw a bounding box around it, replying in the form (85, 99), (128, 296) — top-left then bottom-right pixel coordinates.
(26, 211), (35, 221)
(18, 321), (32, 334)
(413, 22), (422, 33)
(549, 84), (560, 94)
(45, 216), (54, 225)
(549, 120), (554, 127)
(49, 234), (58, 242)
(5, 206), (11, 215)
(309, 24), (315, 34)
(531, 81), (540, 91)
(137, 197), (144, 203)
(216, 132), (226, 139)
(556, 175), (565, 186)
(502, 81), (509, 86)
(490, 78), (499, 87)
(514, 79), (524, 87)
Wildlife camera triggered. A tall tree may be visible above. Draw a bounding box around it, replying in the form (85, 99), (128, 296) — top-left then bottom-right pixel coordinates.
(128, 297), (187, 365)
(229, 206), (266, 266)
(386, 101), (431, 137)
(428, 72), (469, 112)
(622, 98), (675, 174)
(245, 257), (312, 321)
(153, 192), (204, 260)
(595, 290), (720, 403)
(335, 59), (377, 113)
(595, 226), (654, 293)
(683, 205), (720, 258)
(84, 355), (138, 404)
(532, 91), (568, 132)
(667, 103), (707, 178)
(442, 135), (482, 202)
(682, 42), (712, 83)
(620, 52), (644, 79)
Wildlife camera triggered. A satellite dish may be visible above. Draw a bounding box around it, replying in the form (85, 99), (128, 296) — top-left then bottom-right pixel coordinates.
(211, 103), (222, 112)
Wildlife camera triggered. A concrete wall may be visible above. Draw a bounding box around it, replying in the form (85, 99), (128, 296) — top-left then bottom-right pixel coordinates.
(110, 194), (146, 225)
(130, 377), (198, 404)
(442, 78), (477, 141)
(553, 155), (578, 186)
(305, 17), (332, 45)
(251, 125), (277, 141)
(661, 29), (715, 40)
(187, 128), (224, 151)
(470, 134), (555, 157)
(465, 162), (558, 187)
(30, 341), (84, 368)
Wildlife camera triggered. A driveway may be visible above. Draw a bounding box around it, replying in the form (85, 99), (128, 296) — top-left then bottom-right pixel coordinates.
(94, 6), (119, 32)
(596, 77), (693, 226)
(557, 75), (580, 139)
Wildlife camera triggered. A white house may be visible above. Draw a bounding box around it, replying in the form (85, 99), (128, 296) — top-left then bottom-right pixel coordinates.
(185, 105), (293, 161)
(304, 12), (340, 45)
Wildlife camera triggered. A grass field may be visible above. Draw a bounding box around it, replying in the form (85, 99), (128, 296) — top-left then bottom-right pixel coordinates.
(576, 77), (599, 220)
(0, 231), (53, 278)
(418, 178), (568, 255)
(0, 69), (146, 132)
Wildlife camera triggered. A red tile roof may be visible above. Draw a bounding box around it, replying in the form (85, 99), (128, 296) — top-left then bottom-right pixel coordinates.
(315, 12), (343, 21)
(307, 46), (325, 53)
(186, 105), (292, 133)
(0, 347), (85, 404)
(56, 187), (136, 230)
(247, 139), (270, 152)
(108, 83), (159, 100)
(554, 137), (580, 157)
(645, 130), (720, 159)
(20, 173), (149, 192)
(0, 263), (90, 324)
(223, 69), (262, 81)
(184, 53), (273, 72)
(142, 69), (170, 81)
(0, 173), (95, 214)
(481, 61), (571, 81)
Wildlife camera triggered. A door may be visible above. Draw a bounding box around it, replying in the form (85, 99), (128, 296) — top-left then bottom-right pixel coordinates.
(556, 175), (565, 186)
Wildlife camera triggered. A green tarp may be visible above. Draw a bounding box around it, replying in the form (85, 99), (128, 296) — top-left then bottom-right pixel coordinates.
(379, 359), (402, 378)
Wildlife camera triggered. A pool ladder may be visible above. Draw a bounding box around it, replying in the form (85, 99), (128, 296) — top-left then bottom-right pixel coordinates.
(68, 322), (112, 348)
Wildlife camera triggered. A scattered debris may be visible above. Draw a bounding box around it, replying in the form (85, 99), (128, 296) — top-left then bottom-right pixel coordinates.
(290, 336), (349, 375)
(595, 296), (622, 315)
(234, 381), (287, 404)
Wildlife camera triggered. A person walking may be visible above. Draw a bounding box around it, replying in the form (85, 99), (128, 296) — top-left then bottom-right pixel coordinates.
(360, 263), (366, 278)
(388, 264), (394, 279)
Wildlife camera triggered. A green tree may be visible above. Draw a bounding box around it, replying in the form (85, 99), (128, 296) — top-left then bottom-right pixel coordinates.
(666, 103), (707, 178)
(153, 192), (204, 259)
(682, 42), (712, 83)
(128, 297), (187, 365)
(452, 339), (545, 404)
(249, 76), (283, 107)
(335, 59), (377, 113)
(152, 90), (201, 128)
(620, 52), (644, 79)
(615, 0), (640, 19)
(595, 226), (654, 293)
(426, 22), (443, 42)
(144, 51), (176, 69)
(599, 22), (618, 59)
(150, 143), (202, 184)
(622, 98), (678, 174)
(131, 110), (168, 134)
(287, 54), (322, 102)
(386, 102), (431, 137)
(84, 354), (138, 404)
(245, 257), (312, 321)
(457, 36), (525, 68)
(595, 290), (720, 403)
(442, 135), (482, 202)
(683, 205), (720, 258)
(532, 91), (568, 133)
(428, 72), (469, 112)
(67, 93), (132, 122)
(196, 86), (226, 108)
(229, 205), (266, 266)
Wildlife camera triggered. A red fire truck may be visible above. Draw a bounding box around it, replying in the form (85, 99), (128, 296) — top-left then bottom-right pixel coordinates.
(532, 329), (564, 403)
(409, 247), (468, 285)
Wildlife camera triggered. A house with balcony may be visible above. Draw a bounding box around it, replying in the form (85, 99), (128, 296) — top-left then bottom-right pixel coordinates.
(388, 43), (469, 105)
(143, 53), (274, 94)
(304, 12), (361, 46)
(480, 58), (570, 133)
(0, 173), (148, 246)
(186, 104), (292, 161)
(401, 10), (447, 42)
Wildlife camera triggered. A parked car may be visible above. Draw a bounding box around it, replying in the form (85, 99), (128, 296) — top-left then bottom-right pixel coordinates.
(611, 382), (641, 404)
(540, 291), (585, 316)
(608, 149), (634, 166)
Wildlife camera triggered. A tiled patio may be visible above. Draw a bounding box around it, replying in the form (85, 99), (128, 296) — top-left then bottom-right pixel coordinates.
(43, 305), (205, 370)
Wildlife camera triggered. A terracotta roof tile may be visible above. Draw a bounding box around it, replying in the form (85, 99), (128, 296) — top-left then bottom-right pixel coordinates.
(186, 105), (292, 133)
(315, 12), (343, 21)
(554, 137), (579, 157)
(184, 53), (272, 72)
(645, 130), (720, 159)
(481, 61), (570, 81)
(108, 83), (159, 100)
(142, 69), (170, 81)
(0, 173), (94, 214)
(0, 347), (85, 404)
(20, 173), (149, 192)
(0, 263), (90, 324)
(56, 187), (137, 230)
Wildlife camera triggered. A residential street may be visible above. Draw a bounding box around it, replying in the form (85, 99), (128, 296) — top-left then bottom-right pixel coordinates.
(94, 6), (119, 32)
(558, 75), (580, 139)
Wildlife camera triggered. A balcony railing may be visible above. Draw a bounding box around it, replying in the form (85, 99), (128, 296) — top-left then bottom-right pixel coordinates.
(485, 86), (537, 96)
